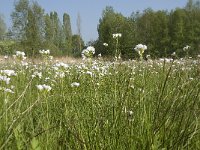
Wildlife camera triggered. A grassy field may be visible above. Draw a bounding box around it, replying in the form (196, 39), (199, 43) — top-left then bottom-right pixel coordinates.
(0, 55), (200, 149)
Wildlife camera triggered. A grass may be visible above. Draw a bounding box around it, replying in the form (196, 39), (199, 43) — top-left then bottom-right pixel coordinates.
(0, 56), (200, 149)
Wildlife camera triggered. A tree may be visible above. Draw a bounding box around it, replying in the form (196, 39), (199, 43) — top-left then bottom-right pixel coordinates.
(44, 14), (53, 42)
(169, 8), (186, 55)
(0, 14), (7, 40)
(63, 13), (72, 55)
(76, 13), (82, 53)
(97, 6), (134, 58)
(11, 0), (29, 40)
(72, 34), (84, 57)
(25, 1), (45, 55)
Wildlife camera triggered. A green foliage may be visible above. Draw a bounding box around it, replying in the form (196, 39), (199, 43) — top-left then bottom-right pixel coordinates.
(0, 14), (7, 40)
(72, 34), (84, 57)
(9, 0), (75, 57)
(97, 1), (200, 59)
(0, 58), (200, 149)
(63, 13), (72, 55)
(0, 40), (16, 55)
(30, 138), (41, 150)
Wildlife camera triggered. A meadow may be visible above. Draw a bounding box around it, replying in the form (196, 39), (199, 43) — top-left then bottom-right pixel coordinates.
(0, 50), (200, 149)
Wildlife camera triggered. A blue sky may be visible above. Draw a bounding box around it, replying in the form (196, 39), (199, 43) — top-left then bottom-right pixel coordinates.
(0, 0), (188, 43)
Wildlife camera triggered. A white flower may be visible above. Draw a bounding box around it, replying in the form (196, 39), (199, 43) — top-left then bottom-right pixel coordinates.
(113, 33), (122, 39)
(0, 76), (11, 84)
(86, 71), (93, 76)
(0, 70), (16, 76)
(171, 52), (176, 56)
(4, 88), (14, 94)
(134, 44), (147, 51)
(55, 71), (65, 78)
(39, 49), (50, 55)
(4, 55), (8, 59)
(36, 85), (43, 91)
(54, 62), (69, 69)
(128, 110), (133, 116)
(134, 44), (147, 56)
(15, 51), (26, 60)
(71, 82), (80, 87)
(183, 45), (190, 51)
(32, 71), (42, 79)
(81, 46), (95, 59)
(103, 43), (108, 46)
(87, 46), (95, 54)
(36, 84), (52, 92)
(42, 84), (52, 91)
(16, 51), (25, 57)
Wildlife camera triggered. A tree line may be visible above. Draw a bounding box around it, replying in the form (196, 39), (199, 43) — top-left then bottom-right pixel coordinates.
(0, 0), (200, 58)
(95, 0), (200, 59)
(0, 0), (84, 57)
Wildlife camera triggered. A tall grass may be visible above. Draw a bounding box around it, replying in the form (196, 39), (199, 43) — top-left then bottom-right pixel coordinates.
(0, 58), (200, 149)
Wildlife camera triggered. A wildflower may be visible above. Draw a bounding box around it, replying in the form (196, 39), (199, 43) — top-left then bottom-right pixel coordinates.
(103, 43), (108, 46)
(86, 71), (93, 76)
(71, 82), (80, 87)
(98, 53), (102, 58)
(146, 55), (151, 59)
(32, 71), (42, 79)
(0, 70), (16, 76)
(81, 46), (95, 59)
(4, 88), (14, 94)
(171, 52), (176, 56)
(39, 49), (50, 55)
(113, 33), (122, 39)
(0, 76), (10, 84)
(134, 44), (147, 59)
(53, 62), (69, 70)
(15, 51), (26, 61)
(36, 84), (52, 92)
(55, 71), (65, 78)
(128, 110), (133, 116)
(4, 55), (8, 59)
(183, 45), (190, 51)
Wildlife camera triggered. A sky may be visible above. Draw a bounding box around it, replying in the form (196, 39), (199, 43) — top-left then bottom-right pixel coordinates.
(0, 0), (188, 43)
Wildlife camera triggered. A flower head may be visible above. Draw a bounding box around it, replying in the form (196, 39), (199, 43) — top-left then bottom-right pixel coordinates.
(39, 49), (50, 55)
(15, 51), (26, 61)
(183, 45), (190, 51)
(103, 43), (108, 47)
(112, 33), (122, 39)
(134, 44), (147, 57)
(71, 82), (80, 87)
(81, 46), (95, 59)
(36, 84), (52, 92)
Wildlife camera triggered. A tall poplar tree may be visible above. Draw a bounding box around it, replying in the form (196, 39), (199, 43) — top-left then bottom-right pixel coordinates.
(0, 14), (6, 40)
(63, 13), (72, 55)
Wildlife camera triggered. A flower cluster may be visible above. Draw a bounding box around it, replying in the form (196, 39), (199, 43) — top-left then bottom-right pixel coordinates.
(82, 46), (95, 60)
(103, 43), (108, 47)
(14, 51), (26, 61)
(36, 84), (52, 92)
(32, 71), (42, 79)
(112, 33), (122, 39)
(0, 70), (16, 94)
(39, 49), (50, 55)
(0, 70), (16, 85)
(134, 44), (147, 58)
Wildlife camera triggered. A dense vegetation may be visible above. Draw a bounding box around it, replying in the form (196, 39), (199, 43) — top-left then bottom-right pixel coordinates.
(0, 0), (200, 58)
(0, 52), (200, 149)
(96, 0), (200, 58)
